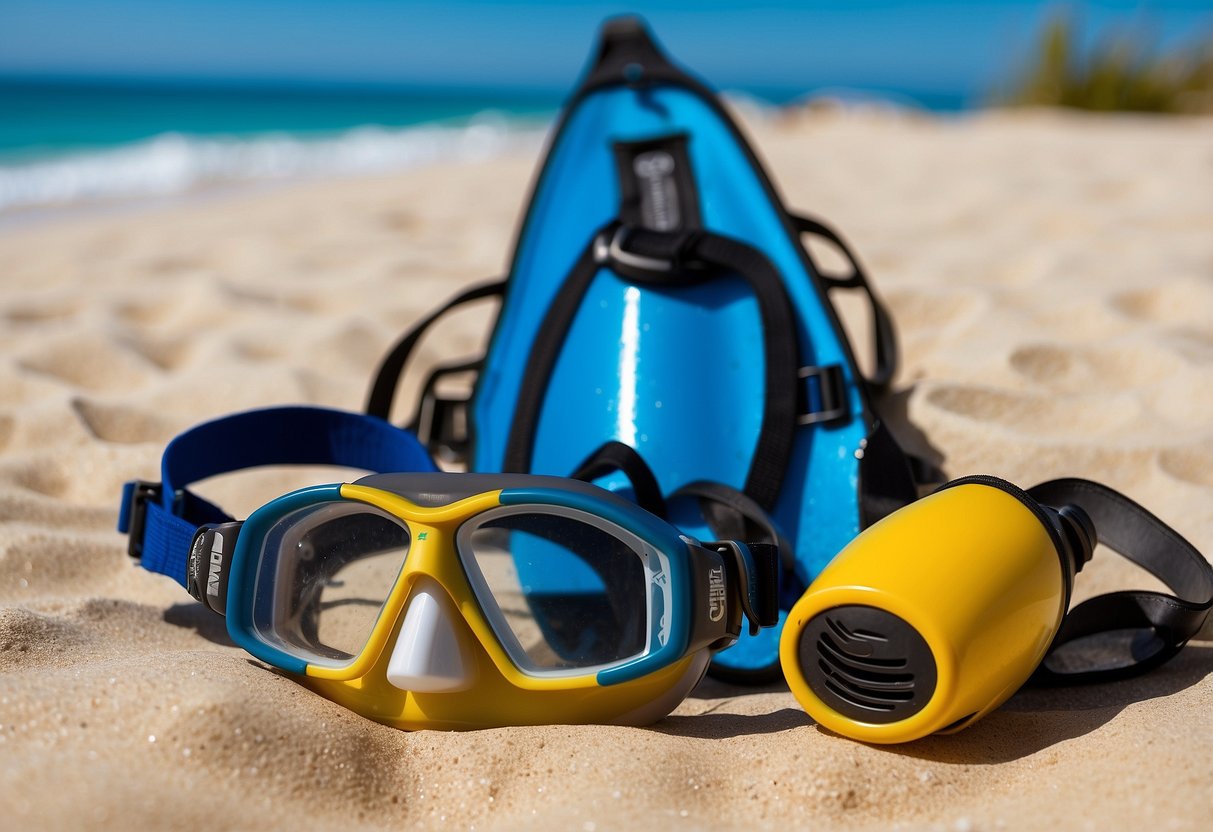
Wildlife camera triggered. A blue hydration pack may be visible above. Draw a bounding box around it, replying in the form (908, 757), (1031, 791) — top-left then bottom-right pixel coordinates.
(367, 17), (925, 680)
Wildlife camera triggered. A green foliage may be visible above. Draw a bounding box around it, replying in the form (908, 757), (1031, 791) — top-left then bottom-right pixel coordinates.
(1000, 13), (1213, 114)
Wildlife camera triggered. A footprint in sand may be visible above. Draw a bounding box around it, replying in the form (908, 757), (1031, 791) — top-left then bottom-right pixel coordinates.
(115, 293), (190, 326)
(19, 333), (161, 393)
(232, 332), (291, 362)
(5, 462), (73, 500)
(1156, 444), (1213, 489)
(2, 294), (82, 325)
(1111, 279), (1213, 329)
(1009, 340), (1183, 394)
(0, 533), (127, 605)
(71, 398), (179, 445)
(120, 332), (196, 372)
(0, 443), (150, 513)
(112, 281), (220, 328)
(1160, 327), (1213, 367)
(923, 383), (1141, 439)
(883, 287), (988, 337)
(0, 608), (95, 670)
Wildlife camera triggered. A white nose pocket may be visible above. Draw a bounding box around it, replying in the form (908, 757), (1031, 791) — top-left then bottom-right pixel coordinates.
(386, 576), (474, 692)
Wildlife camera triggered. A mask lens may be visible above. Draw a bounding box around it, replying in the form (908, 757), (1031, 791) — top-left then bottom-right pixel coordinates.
(252, 502), (410, 667)
(458, 507), (652, 674)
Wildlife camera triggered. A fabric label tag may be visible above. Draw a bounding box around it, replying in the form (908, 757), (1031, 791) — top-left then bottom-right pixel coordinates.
(613, 135), (701, 231)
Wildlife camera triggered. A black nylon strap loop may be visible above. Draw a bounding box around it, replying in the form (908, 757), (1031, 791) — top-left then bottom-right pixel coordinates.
(1027, 478), (1213, 685)
(669, 480), (794, 575)
(365, 279), (506, 422)
(570, 440), (669, 519)
(503, 223), (800, 510)
(683, 231), (799, 507)
(790, 213), (899, 394)
(502, 236), (604, 475)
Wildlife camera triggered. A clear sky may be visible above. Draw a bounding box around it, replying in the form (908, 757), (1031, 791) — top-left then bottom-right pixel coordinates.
(2, 1), (1211, 99)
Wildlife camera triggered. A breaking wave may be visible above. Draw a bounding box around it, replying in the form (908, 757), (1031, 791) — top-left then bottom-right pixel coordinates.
(0, 115), (543, 214)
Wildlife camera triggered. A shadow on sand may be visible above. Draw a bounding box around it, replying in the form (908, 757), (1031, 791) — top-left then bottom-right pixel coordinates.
(163, 602), (236, 647)
(661, 644), (1211, 758)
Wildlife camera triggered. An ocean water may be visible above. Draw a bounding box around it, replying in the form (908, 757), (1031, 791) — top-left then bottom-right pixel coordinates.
(0, 78), (965, 218)
(0, 80), (562, 217)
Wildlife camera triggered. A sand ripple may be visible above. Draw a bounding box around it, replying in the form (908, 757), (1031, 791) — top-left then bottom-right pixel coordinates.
(0, 111), (1211, 831)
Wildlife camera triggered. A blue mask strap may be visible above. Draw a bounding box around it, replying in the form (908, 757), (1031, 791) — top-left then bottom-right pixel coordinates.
(117, 406), (436, 587)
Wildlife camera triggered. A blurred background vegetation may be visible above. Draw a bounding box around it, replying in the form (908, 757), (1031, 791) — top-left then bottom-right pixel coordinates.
(1002, 12), (1213, 113)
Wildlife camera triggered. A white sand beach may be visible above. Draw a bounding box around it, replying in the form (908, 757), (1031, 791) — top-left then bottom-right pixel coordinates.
(1, 106), (1211, 830)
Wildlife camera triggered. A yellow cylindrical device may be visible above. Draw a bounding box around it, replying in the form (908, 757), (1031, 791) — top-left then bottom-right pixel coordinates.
(780, 476), (1094, 744)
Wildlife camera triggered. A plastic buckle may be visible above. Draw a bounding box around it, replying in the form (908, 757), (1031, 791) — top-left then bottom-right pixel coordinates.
(414, 392), (470, 463)
(797, 364), (849, 426)
(123, 480), (162, 561)
(410, 360), (478, 464)
(705, 540), (780, 636)
(593, 225), (674, 274)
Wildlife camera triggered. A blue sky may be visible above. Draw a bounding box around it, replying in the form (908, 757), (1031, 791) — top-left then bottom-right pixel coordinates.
(2, 1), (1211, 98)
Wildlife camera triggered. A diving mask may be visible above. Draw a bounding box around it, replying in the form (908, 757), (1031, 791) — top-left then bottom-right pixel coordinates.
(119, 407), (779, 730)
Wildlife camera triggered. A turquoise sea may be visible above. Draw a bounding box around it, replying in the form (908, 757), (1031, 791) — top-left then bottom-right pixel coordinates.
(0, 78), (967, 216)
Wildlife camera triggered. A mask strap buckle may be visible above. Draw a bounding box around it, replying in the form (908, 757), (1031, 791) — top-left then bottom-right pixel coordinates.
(705, 540), (780, 636)
(119, 480), (163, 560)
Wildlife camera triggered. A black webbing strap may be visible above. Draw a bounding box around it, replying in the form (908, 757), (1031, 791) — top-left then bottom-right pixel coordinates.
(790, 213), (899, 394)
(409, 356), (483, 461)
(365, 279), (506, 422)
(503, 223), (799, 510)
(677, 230), (799, 508)
(857, 420), (922, 528)
(906, 453), (947, 488)
(1028, 478), (1213, 685)
(790, 212), (928, 520)
(570, 440), (669, 519)
(669, 480), (794, 574)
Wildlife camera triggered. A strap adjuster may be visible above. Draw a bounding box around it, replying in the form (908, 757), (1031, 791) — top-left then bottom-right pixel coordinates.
(592, 224), (707, 277)
(594, 225), (674, 274)
(120, 480), (162, 561)
(798, 364), (849, 426)
(410, 360), (479, 464)
(414, 393), (470, 463)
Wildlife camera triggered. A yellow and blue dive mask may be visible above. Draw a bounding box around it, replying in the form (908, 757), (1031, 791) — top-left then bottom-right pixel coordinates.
(118, 406), (779, 730)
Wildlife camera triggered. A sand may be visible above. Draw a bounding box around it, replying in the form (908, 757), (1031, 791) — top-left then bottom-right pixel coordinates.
(1, 106), (1211, 830)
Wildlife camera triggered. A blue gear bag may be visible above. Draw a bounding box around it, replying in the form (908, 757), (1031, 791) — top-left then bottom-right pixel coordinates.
(366, 17), (926, 680)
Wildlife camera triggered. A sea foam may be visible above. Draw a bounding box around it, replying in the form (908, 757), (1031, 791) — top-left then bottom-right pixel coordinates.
(0, 115), (543, 214)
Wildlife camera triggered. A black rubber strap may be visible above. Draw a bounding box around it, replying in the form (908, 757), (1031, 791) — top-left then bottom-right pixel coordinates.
(856, 420), (921, 528)
(680, 231), (800, 508)
(790, 213), (899, 394)
(678, 480), (789, 685)
(407, 356), (483, 461)
(570, 440), (669, 519)
(1027, 478), (1213, 685)
(365, 279), (506, 422)
(503, 224), (799, 510)
(906, 452), (946, 487)
(669, 480), (794, 574)
(501, 237), (601, 475)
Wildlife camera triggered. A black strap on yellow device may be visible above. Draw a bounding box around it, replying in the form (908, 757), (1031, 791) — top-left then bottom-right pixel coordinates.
(1029, 478), (1213, 685)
